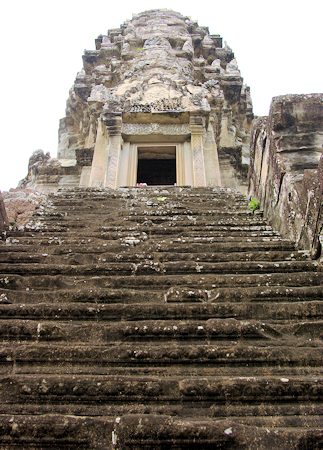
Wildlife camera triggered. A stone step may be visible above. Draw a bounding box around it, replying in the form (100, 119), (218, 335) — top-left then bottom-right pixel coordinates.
(164, 285), (323, 303)
(0, 402), (321, 423)
(50, 188), (246, 197)
(0, 342), (322, 367)
(0, 319), (321, 342)
(2, 239), (297, 254)
(36, 209), (256, 220)
(0, 375), (321, 406)
(35, 215), (267, 226)
(0, 300), (321, 321)
(1, 284), (322, 305)
(113, 414), (323, 450)
(17, 225), (275, 236)
(0, 232), (286, 246)
(0, 413), (321, 449)
(99, 225), (276, 234)
(1, 271), (321, 291)
(46, 208), (256, 219)
(8, 222), (275, 232)
(51, 187), (247, 198)
(10, 362), (322, 377)
(47, 202), (251, 214)
(127, 208), (255, 215)
(50, 191), (247, 200)
(0, 260), (317, 277)
(37, 201), (251, 212)
(15, 220), (269, 234)
(45, 191), (247, 199)
(0, 249), (308, 265)
(48, 202), (251, 212)
(0, 414), (113, 449)
(4, 228), (279, 241)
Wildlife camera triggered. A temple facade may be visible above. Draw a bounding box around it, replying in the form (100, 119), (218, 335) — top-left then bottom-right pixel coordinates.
(23, 10), (253, 192)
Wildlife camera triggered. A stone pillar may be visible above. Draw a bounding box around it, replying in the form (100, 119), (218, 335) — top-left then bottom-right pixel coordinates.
(88, 119), (109, 187)
(118, 141), (130, 187)
(88, 112), (123, 188)
(204, 117), (222, 186)
(117, 142), (138, 187)
(79, 167), (92, 187)
(103, 113), (123, 189)
(127, 144), (138, 186)
(0, 192), (8, 232)
(183, 141), (194, 186)
(84, 121), (96, 149)
(190, 114), (207, 187)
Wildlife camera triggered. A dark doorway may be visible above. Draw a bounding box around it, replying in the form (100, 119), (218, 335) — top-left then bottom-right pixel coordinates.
(137, 146), (176, 185)
(137, 159), (176, 185)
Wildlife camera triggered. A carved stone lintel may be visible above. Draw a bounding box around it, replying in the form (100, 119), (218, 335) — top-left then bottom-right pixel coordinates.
(127, 98), (182, 113)
(122, 123), (191, 136)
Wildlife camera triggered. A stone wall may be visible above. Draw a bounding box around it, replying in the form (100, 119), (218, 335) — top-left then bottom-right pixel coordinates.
(19, 150), (80, 193)
(0, 191), (8, 232)
(248, 94), (323, 255)
(2, 189), (46, 229)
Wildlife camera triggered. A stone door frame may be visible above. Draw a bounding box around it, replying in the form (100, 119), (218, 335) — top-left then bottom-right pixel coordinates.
(118, 142), (194, 187)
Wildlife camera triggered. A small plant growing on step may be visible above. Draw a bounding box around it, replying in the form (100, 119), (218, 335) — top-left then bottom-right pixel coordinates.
(248, 197), (260, 212)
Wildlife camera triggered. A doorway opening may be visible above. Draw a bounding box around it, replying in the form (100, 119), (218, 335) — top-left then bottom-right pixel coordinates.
(137, 145), (176, 185)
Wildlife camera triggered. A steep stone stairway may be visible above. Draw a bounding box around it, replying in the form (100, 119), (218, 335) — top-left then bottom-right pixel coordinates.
(0, 187), (322, 449)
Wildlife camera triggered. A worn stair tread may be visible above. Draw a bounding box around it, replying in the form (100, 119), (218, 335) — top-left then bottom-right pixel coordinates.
(0, 413), (113, 449)
(2, 271), (322, 292)
(0, 375), (321, 406)
(1, 284), (322, 306)
(0, 260), (317, 277)
(0, 300), (321, 321)
(0, 250), (309, 266)
(2, 231), (294, 240)
(2, 240), (297, 254)
(0, 404), (321, 422)
(0, 342), (322, 367)
(10, 364), (322, 377)
(0, 413), (321, 450)
(0, 317), (322, 340)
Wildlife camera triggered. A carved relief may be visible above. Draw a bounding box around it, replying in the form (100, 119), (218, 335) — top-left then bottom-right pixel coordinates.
(128, 98), (182, 113)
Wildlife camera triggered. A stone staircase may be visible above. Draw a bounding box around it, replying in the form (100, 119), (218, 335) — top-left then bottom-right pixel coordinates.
(0, 187), (322, 449)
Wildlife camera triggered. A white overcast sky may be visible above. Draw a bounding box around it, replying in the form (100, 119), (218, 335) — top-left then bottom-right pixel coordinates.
(0, 0), (322, 191)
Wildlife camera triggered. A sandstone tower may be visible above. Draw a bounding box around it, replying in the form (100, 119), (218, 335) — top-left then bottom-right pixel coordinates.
(26, 9), (253, 192)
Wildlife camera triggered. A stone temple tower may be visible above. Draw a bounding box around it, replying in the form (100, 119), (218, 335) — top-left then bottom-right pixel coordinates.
(25, 10), (253, 191)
